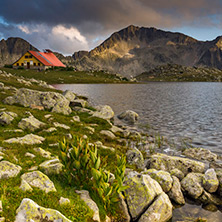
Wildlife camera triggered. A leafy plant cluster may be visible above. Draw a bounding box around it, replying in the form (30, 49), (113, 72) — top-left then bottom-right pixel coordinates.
(59, 136), (127, 213)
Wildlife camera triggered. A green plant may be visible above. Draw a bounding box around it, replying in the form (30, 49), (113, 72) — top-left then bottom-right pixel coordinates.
(154, 134), (164, 149)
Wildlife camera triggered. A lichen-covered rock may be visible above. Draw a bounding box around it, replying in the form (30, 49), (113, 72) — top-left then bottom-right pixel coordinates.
(18, 116), (46, 132)
(76, 190), (100, 222)
(181, 173), (204, 199)
(126, 147), (145, 170)
(33, 147), (52, 159)
(0, 111), (18, 125)
(0, 161), (22, 179)
(53, 122), (70, 130)
(170, 168), (185, 181)
(118, 110), (139, 124)
(167, 176), (185, 205)
(19, 179), (33, 192)
(15, 198), (71, 222)
(145, 169), (173, 193)
(21, 171), (56, 193)
(25, 152), (36, 159)
(210, 160), (222, 169)
(215, 169), (222, 196)
(4, 134), (45, 145)
(70, 99), (88, 108)
(123, 171), (163, 220)
(72, 115), (80, 122)
(139, 193), (172, 222)
(148, 153), (205, 175)
(0, 200), (2, 212)
(110, 125), (124, 136)
(39, 159), (63, 175)
(100, 130), (116, 140)
(183, 148), (217, 162)
(199, 190), (222, 205)
(203, 168), (219, 193)
(43, 127), (57, 133)
(92, 105), (114, 120)
(59, 197), (71, 205)
(63, 90), (76, 101)
(3, 88), (72, 115)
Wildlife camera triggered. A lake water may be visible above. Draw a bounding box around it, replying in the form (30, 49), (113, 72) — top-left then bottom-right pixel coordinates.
(54, 82), (222, 155)
(53, 82), (222, 221)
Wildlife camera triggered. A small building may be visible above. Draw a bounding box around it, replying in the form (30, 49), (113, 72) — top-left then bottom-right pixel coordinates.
(12, 49), (66, 70)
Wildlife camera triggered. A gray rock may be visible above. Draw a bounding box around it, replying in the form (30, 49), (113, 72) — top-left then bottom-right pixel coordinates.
(19, 179), (33, 192)
(15, 198), (71, 222)
(118, 195), (131, 222)
(0, 82), (4, 89)
(0, 200), (2, 212)
(92, 105), (114, 120)
(123, 171), (162, 220)
(139, 193), (172, 222)
(21, 171), (56, 193)
(181, 173), (204, 199)
(110, 125), (124, 136)
(167, 176), (185, 205)
(170, 168), (185, 181)
(0, 111), (18, 125)
(210, 160), (222, 169)
(183, 148), (217, 162)
(118, 110), (139, 124)
(100, 130), (116, 140)
(70, 99), (88, 108)
(18, 116), (46, 132)
(63, 90), (76, 101)
(72, 115), (80, 122)
(145, 169), (173, 193)
(33, 147), (52, 159)
(53, 122), (70, 130)
(39, 159), (63, 175)
(126, 147), (145, 169)
(0, 161), (22, 179)
(76, 190), (100, 222)
(43, 127), (57, 133)
(59, 197), (71, 205)
(199, 190), (222, 205)
(148, 153), (205, 175)
(203, 168), (219, 193)
(0, 218), (5, 222)
(215, 169), (222, 196)
(25, 152), (36, 159)
(4, 134), (45, 145)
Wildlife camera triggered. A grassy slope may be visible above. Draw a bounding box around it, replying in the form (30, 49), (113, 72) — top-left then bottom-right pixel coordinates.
(0, 71), (128, 221)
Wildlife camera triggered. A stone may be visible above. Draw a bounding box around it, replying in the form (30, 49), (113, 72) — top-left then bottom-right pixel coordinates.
(170, 168), (185, 181)
(39, 159), (63, 175)
(19, 179), (33, 192)
(123, 171), (163, 220)
(215, 169), (222, 196)
(145, 169), (173, 192)
(0, 82), (4, 89)
(33, 147), (52, 159)
(181, 173), (204, 199)
(183, 148), (217, 162)
(167, 176), (185, 205)
(21, 171), (56, 193)
(118, 195), (131, 222)
(63, 90), (76, 101)
(0, 111), (18, 125)
(18, 116), (46, 132)
(44, 114), (52, 119)
(203, 168), (219, 193)
(199, 190), (222, 205)
(59, 197), (71, 205)
(100, 130), (116, 140)
(92, 105), (114, 120)
(4, 134), (45, 145)
(25, 152), (36, 159)
(70, 99), (88, 108)
(210, 160), (222, 169)
(118, 110), (139, 124)
(126, 147), (145, 169)
(0, 161), (22, 179)
(110, 125), (124, 136)
(4, 129), (23, 133)
(0, 200), (2, 212)
(139, 193), (173, 222)
(76, 190), (100, 222)
(73, 115), (80, 122)
(85, 126), (95, 134)
(3, 88), (72, 115)
(43, 127), (57, 133)
(147, 153), (205, 175)
(53, 122), (70, 130)
(0, 217), (5, 222)
(15, 198), (71, 222)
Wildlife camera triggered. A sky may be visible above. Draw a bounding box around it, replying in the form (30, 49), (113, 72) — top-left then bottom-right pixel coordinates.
(0, 0), (222, 55)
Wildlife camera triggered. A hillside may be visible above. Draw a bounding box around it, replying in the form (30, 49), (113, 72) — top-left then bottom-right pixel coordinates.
(0, 37), (38, 66)
(72, 25), (222, 77)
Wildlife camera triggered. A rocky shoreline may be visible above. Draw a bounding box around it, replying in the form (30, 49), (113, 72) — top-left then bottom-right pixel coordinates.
(0, 69), (222, 222)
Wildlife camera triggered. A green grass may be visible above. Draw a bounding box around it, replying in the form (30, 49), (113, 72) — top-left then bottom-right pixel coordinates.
(1, 68), (128, 84)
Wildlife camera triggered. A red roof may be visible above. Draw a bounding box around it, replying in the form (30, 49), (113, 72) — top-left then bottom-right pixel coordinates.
(29, 50), (66, 67)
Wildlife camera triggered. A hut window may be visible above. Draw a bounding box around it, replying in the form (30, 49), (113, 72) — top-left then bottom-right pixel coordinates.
(21, 63), (24, 66)
(34, 63), (36, 66)
(25, 55), (28, 58)
(38, 63), (41, 66)
(17, 63), (19, 66)
(29, 55), (32, 58)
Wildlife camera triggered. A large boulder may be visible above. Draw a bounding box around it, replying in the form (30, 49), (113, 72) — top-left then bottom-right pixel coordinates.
(92, 105), (114, 120)
(183, 148), (217, 162)
(15, 198), (72, 222)
(126, 147), (145, 170)
(123, 171), (162, 220)
(118, 110), (139, 124)
(181, 173), (204, 199)
(63, 90), (76, 101)
(167, 176), (185, 205)
(70, 99), (88, 108)
(0, 111), (18, 125)
(203, 168), (219, 193)
(139, 193), (172, 222)
(0, 161), (22, 179)
(18, 116), (46, 132)
(4, 134), (45, 145)
(147, 153), (205, 175)
(144, 169), (173, 193)
(3, 88), (72, 115)
(39, 159), (63, 175)
(21, 171), (56, 193)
